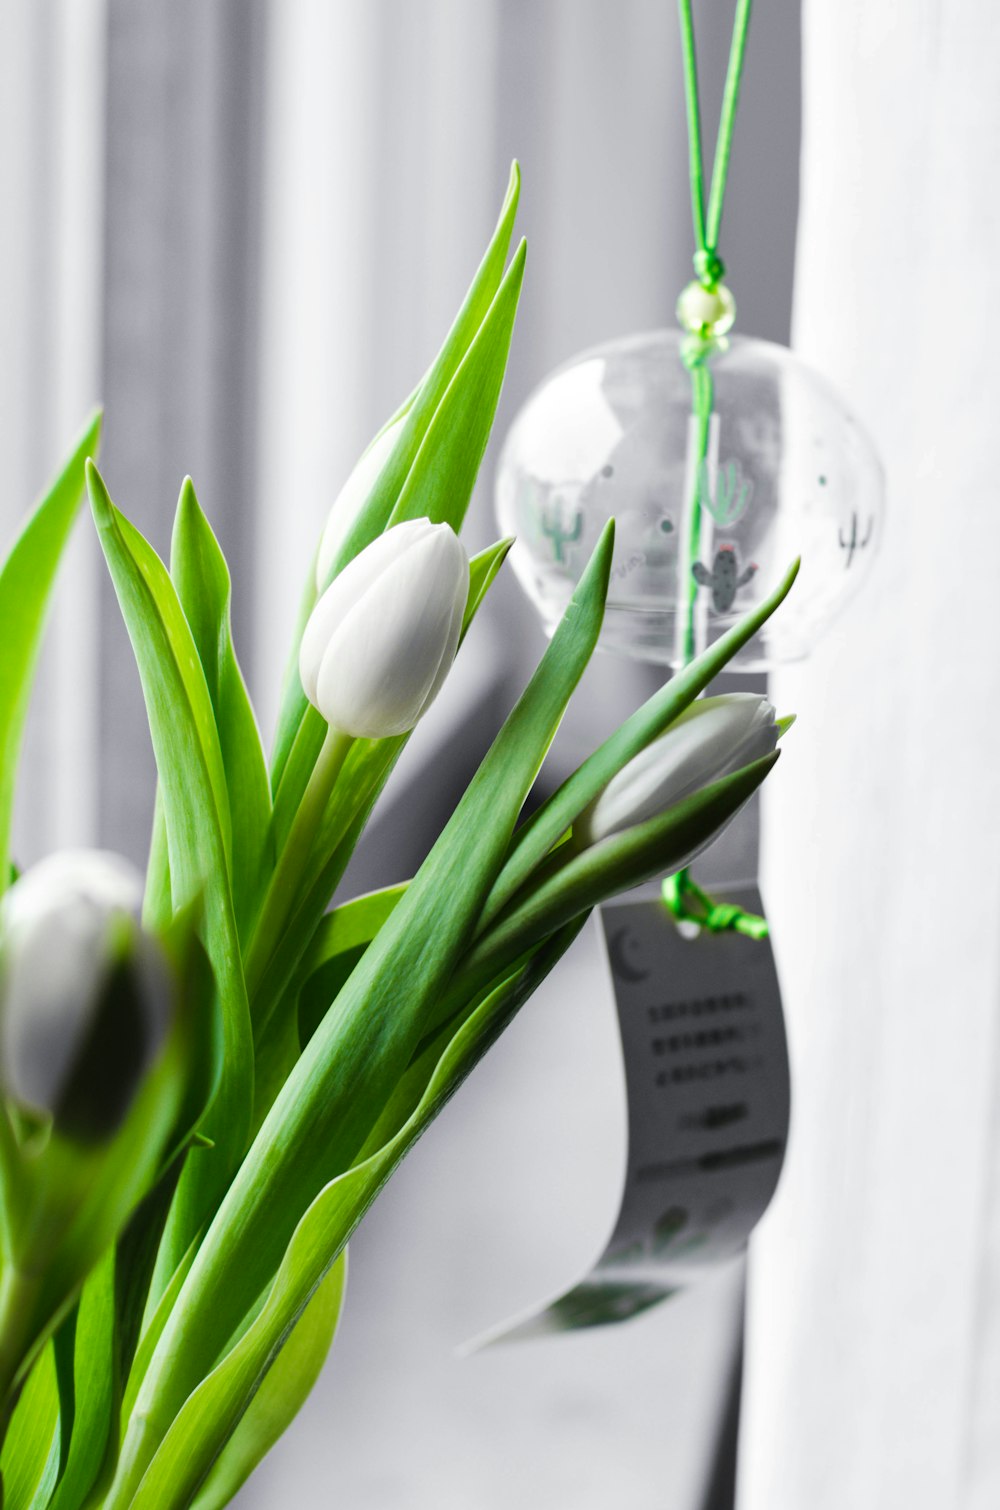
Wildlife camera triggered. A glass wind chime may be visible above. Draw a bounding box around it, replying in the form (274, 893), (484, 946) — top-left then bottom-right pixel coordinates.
(496, 3), (883, 674)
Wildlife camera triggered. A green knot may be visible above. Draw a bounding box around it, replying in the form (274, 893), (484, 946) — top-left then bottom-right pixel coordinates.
(662, 869), (769, 940)
(693, 248), (726, 289)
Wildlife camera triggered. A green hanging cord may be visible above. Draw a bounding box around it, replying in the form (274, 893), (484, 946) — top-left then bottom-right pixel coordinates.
(680, 360), (715, 665)
(676, 0), (708, 262)
(704, 0), (753, 263)
(675, 0), (753, 287)
(675, 0), (754, 672)
(668, 0), (765, 944)
(675, 0), (754, 671)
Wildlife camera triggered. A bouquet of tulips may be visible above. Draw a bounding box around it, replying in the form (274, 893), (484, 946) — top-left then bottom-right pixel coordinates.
(0, 168), (794, 1508)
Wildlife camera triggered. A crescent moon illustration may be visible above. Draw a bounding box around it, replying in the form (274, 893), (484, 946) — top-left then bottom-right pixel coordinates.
(608, 926), (650, 983)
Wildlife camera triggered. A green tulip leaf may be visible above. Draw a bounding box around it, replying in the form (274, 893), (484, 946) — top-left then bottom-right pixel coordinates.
(389, 245), (524, 536)
(0, 412), (101, 902)
(50, 1314), (76, 1485)
(463, 538), (514, 631)
(269, 552), (322, 806)
(47, 1252), (116, 1510)
(188, 1251), (347, 1510)
(0, 1344), (60, 1510)
(297, 882), (407, 1047)
(87, 464), (253, 1262)
(144, 790), (172, 931)
(119, 1234), (201, 1437)
(170, 480), (272, 942)
(266, 706), (330, 859)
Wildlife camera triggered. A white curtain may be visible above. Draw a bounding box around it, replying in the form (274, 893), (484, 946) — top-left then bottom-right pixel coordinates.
(0, 0), (105, 862)
(740, 3), (1000, 1506)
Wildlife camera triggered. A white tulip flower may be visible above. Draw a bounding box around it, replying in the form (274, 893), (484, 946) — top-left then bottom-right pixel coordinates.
(299, 518), (469, 740)
(315, 420), (403, 589)
(0, 850), (172, 1139)
(575, 693), (779, 847)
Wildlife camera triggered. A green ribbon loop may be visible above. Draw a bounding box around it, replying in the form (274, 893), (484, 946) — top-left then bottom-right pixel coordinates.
(677, 0), (754, 276)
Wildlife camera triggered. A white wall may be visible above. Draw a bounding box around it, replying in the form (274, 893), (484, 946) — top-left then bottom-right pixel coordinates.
(740, 4), (1000, 1506)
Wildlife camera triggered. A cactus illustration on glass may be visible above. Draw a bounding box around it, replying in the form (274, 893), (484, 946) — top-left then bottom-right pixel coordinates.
(697, 457), (753, 526)
(692, 545), (758, 612)
(539, 496), (583, 563)
(838, 510), (873, 568)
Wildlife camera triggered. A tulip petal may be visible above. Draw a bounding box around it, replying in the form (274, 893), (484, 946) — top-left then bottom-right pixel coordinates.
(1, 851), (145, 1119)
(298, 520), (429, 704)
(313, 526), (467, 738)
(577, 693), (777, 845)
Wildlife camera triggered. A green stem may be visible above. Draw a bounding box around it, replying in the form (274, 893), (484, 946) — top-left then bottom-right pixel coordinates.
(244, 727), (353, 1011)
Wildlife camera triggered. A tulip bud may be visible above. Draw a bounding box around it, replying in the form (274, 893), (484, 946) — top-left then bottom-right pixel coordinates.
(0, 850), (173, 1141)
(299, 518), (469, 739)
(575, 693), (779, 848)
(315, 420), (403, 589)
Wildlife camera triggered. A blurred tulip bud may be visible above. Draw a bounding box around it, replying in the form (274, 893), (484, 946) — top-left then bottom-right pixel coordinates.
(575, 694), (780, 847)
(299, 518), (469, 739)
(315, 420), (403, 589)
(0, 850), (173, 1141)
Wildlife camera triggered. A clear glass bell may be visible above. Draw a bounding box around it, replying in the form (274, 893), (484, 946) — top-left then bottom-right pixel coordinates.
(494, 330), (884, 668)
